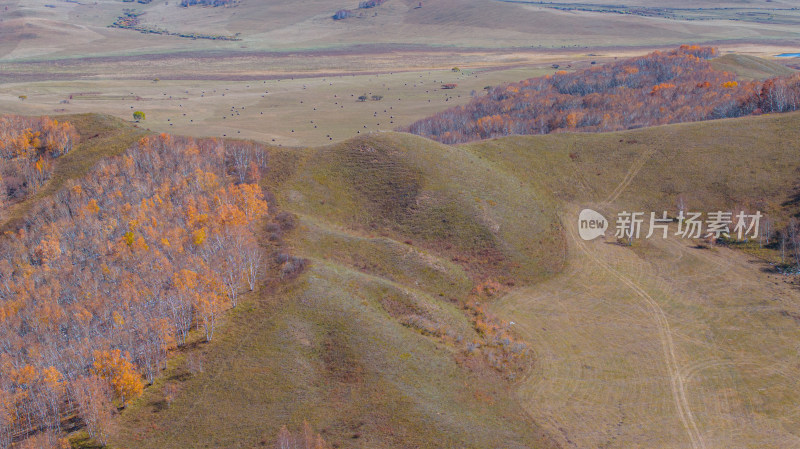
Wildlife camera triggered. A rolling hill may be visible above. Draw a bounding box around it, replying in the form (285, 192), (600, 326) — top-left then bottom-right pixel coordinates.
(98, 110), (800, 448)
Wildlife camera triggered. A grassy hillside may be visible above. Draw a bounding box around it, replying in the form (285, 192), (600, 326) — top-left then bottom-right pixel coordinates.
(464, 112), (800, 448)
(711, 53), (796, 80)
(109, 131), (567, 449)
(104, 121), (564, 447)
(275, 133), (566, 281)
(105, 110), (800, 449)
(464, 111), (800, 220)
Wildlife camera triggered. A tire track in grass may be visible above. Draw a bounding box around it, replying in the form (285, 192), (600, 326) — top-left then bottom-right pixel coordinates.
(567, 223), (707, 449)
(602, 149), (655, 205)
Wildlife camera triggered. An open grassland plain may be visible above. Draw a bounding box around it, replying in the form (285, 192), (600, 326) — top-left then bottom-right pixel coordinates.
(2, 0), (800, 61)
(103, 111), (800, 449)
(0, 65), (566, 146)
(3, 0), (800, 148)
(1, 51), (795, 147)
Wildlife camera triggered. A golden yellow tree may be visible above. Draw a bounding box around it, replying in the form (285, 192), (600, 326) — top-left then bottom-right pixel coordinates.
(91, 349), (143, 407)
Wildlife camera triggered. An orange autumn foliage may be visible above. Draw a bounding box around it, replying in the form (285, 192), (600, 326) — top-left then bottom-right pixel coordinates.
(650, 82), (676, 94)
(409, 45), (800, 143)
(91, 349), (143, 406)
(0, 132), (273, 444)
(0, 115), (79, 205)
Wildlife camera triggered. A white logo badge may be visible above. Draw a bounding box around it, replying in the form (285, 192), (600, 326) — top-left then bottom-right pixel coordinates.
(578, 209), (607, 240)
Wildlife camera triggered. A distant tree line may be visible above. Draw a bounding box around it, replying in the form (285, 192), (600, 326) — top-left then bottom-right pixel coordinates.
(333, 0), (388, 20)
(407, 45), (800, 143)
(179, 0), (235, 7)
(358, 0), (388, 8)
(111, 10), (241, 40)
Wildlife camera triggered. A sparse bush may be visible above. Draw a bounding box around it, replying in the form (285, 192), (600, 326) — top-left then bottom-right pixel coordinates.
(460, 285), (531, 379)
(402, 315), (444, 337)
(332, 9), (352, 19)
(275, 252), (307, 279)
(275, 211), (296, 231)
(163, 383), (180, 407)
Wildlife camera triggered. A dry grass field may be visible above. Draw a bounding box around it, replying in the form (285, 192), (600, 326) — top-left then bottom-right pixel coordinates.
(2, 0), (800, 61)
(0, 52), (795, 147)
(498, 215), (800, 448)
(2, 0), (799, 147)
(0, 65), (565, 146)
